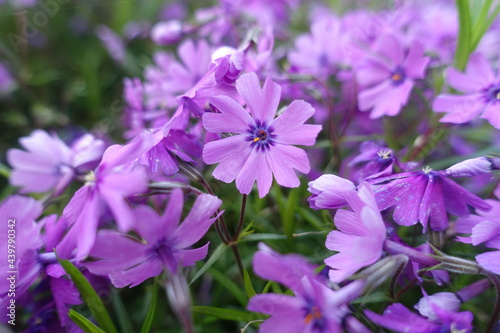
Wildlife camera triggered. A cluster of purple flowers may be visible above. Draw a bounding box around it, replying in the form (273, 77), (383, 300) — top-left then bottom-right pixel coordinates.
(2, 0), (500, 332)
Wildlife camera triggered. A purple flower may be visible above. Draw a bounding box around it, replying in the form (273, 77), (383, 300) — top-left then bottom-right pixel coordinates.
(95, 25), (126, 65)
(85, 189), (221, 287)
(203, 72), (322, 197)
(324, 183), (386, 283)
(433, 53), (500, 128)
(365, 292), (473, 333)
(248, 244), (366, 333)
(370, 167), (492, 232)
(445, 156), (500, 177)
(288, 18), (342, 78)
(0, 63), (14, 94)
(151, 20), (184, 45)
(307, 174), (356, 210)
(7, 130), (104, 195)
(356, 34), (429, 118)
(455, 186), (500, 274)
(60, 135), (151, 260)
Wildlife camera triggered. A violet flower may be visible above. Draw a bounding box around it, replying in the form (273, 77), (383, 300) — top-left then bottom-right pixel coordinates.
(455, 186), (500, 274)
(433, 53), (500, 129)
(85, 189), (222, 288)
(324, 183), (386, 283)
(203, 72), (322, 197)
(307, 174), (355, 210)
(369, 167), (492, 232)
(7, 130), (104, 195)
(248, 244), (367, 333)
(60, 135), (151, 260)
(356, 34), (430, 119)
(365, 292), (473, 333)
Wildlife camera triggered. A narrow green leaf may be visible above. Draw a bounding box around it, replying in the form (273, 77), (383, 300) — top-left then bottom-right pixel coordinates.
(208, 268), (247, 307)
(111, 289), (134, 333)
(262, 281), (273, 294)
(58, 258), (118, 333)
(243, 269), (257, 299)
(189, 243), (227, 285)
(297, 207), (325, 230)
(0, 163), (11, 179)
(470, 0), (497, 51)
(454, 0), (473, 70)
(191, 306), (262, 322)
(351, 291), (390, 305)
(140, 277), (160, 333)
(68, 309), (107, 333)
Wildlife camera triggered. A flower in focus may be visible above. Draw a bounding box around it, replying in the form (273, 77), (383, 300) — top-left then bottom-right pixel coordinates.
(433, 53), (500, 129)
(369, 167), (492, 232)
(356, 34), (430, 119)
(324, 183), (386, 283)
(203, 72), (322, 197)
(85, 189), (222, 287)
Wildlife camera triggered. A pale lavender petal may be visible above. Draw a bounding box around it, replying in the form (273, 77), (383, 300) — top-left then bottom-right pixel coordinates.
(356, 58), (391, 87)
(109, 259), (163, 288)
(236, 149), (273, 197)
(374, 34), (403, 66)
(236, 72), (281, 124)
(271, 100), (321, 146)
(415, 292), (460, 321)
(471, 221), (500, 245)
(308, 174), (355, 210)
(247, 293), (304, 316)
(204, 95), (253, 133)
(364, 304), (438, 333)
(161, 188), (184, 236)
(476, 251), (500, 274)
(480, 103), (500, 129)
(445, 157), (493, 177)
(203, 135), (252, 183)
(132, 205), (163, 244)
(266, 144), (309, 189)
(445, 68), (484, 93)
(403, 41), (429, 79)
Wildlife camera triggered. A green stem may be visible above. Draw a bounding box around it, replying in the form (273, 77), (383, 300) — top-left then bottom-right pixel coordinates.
(454, 0), (473, 70)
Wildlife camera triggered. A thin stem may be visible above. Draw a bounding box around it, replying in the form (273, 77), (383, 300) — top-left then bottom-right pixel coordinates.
(389, 261), (407, 300)
(233, 194), (247, 241)
(383, 239), (440, 267)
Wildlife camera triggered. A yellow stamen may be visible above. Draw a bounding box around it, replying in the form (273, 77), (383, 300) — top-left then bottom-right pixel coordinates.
(392, 73), (402, 81)
(304, 307), (322, 324)
(253, 137), (260, 142)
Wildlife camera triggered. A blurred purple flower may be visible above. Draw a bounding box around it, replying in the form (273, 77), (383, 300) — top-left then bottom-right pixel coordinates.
(325, 183), (386, 283)
(95, 25), (126, 65)
(60, 135), (151, 260)
(248, 244), (366, 333)
(356, 34), (429, 119)
(7, 130), (105, 195)
(365, 292), (473, 333)
(86, 189), (222, 287)
(433, 52), (500, 129)
(456, 186), (500, 274)
(151, 20), (183, 45)
(446, 156), (500, 177)
(370, 167), (492, 232)
(0, 63), (14, 94)
(203, 72), (322, 197)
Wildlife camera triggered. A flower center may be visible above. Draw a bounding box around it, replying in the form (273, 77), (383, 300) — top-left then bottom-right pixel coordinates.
(377, 150), (392, 159)
(304, 306), (322, 324)
(483, 84), (500, 102)
(390, 67), (406, 86)
(247, 121), (276, 151)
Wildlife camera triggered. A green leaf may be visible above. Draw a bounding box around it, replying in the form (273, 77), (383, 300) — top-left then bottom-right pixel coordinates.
(0, 163), (11, 179)
(470, 0), (500, 51)
(351, 291), (390, 305)
(297, 207), (325, 230)
(68, 309), (107, 333)
(454, 0), (473, 70)
(58, 257), (118, 333)
(111, 289), (134, 333)
(190, 243), (227, 285)
(208, 268), (247, 307)
(262, 281), (272, 294)
(283, 187), (299, 237)
(243, 269), (257, 299)
(191, 306), (262, 322)
(140, 277), (159, 333)
(239, 233), (288, 242)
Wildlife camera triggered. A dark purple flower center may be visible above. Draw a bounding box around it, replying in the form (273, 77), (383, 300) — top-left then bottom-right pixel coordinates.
(247, 120), (276, 152)
(483, 84), (500, 103)
(390, 67), (406, 86)
(303, 304), (325, 331)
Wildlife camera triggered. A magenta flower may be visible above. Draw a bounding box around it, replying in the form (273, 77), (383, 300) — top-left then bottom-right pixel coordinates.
(356, 34), (429, 118)
(203, 72), (322, 197)
(370, 167), (492, 232)
(7, 130), (104, 195)
(433, 53), (500, 129)
(324, 183), (386, 283)
(85, 189), (222, 287)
